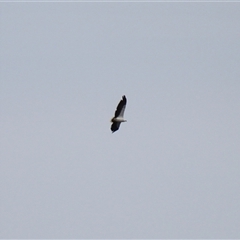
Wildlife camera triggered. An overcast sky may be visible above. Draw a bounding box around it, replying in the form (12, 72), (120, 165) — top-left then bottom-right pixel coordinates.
(1, 2), (240, 239)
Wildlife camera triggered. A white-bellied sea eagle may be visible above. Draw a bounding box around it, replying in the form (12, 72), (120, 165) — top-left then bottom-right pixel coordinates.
(111, 95), (127, 133)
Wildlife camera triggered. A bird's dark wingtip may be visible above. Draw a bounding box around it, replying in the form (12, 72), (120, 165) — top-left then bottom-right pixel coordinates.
(122, 95), (127, 102)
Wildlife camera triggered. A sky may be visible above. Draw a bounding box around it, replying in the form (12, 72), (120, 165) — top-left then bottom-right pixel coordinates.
(1, 2), (240, 239)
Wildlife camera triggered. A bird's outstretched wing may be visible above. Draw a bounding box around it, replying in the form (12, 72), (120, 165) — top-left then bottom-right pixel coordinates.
(111, 122), (121, 133)
(114, 95), (127, 118)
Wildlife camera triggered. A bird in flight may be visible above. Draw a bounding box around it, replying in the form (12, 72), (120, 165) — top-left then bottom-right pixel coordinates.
(111, 95), (127, 133)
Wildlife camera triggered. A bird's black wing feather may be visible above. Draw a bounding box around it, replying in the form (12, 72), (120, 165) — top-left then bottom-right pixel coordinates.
(114, 95), (127, 118)
(111, 122), (121, 133)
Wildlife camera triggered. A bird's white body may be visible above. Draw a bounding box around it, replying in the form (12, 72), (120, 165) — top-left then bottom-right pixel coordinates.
(111, 117), (126, 123)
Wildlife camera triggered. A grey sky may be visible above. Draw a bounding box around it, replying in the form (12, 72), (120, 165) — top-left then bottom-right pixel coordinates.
(1, 2), (240, 238)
